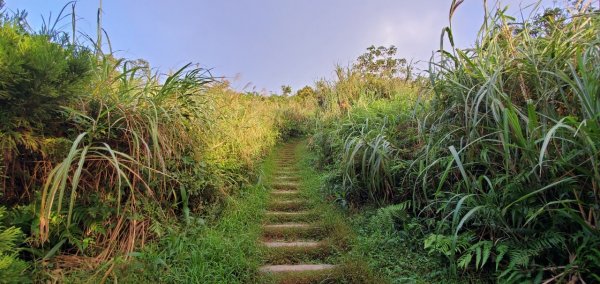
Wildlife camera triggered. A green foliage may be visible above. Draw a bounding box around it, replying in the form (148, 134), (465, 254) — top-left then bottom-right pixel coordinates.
(280, 85), (292, 96)
(351, 208), (464, 283)
(313, 2), (600, 282)
(294, 85), (315, 100)
(112, 185), (267, 283)
(354, 45), (408, 79)
(0, 22), (92, 152)
(313, 98), (418, 207)
(0, 6), (315, 279)
(0, 207), (29, 283)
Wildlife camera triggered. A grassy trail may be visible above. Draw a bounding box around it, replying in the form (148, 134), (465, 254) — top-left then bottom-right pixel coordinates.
(257, 141), (379, 284)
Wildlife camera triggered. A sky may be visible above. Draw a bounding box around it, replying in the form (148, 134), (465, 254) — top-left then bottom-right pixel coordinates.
(3, 0), (560, 94)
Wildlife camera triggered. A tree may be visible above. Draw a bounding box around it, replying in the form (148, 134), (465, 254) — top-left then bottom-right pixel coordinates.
(0, 22), (92, 153)
(353, 45), (407, 79)
(281, 85), (292, 96)
(295, 86), (315, 100)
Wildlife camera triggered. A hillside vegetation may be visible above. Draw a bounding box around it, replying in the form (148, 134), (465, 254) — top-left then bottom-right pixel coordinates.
(0, 3), (315, 281)
(1, 1), (599, 283)
(310, 2), (600, 282)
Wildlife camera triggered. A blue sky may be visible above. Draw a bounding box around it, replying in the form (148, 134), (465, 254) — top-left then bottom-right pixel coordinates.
(4, 0), (558, 94)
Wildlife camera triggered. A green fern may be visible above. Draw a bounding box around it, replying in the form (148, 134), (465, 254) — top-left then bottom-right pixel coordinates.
(0, 207), (29, 283)
(424, 233), (473, 258)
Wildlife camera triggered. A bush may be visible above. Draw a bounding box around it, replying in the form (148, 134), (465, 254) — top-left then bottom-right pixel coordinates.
(0, 207), (29, 283)
(314, 3), (600, 282)
(0, 22), (92, 203)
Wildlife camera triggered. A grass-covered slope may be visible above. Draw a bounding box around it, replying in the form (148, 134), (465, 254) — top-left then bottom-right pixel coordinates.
(0, 4), (317, 281)
(310, 2), (600, 282)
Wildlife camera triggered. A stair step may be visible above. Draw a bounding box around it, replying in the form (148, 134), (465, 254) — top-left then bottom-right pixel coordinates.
(273, 176), (299, 180)
(274, 172), (299, 176)
(268, 200), (309, 211)
(273, 178), (298, 182)
(272, 182), (300, 188)
(263, 241), (321, 248)
(259, 264), (335, 273)
(263, 223), (313, 229)
(274, 174), (298, 178)
(270, 199), (305, 204)
(273, 178), (299, 183)
(270, 190), (299, 195)
(265, 211), (317, 223)
(265, 211), (311, 216)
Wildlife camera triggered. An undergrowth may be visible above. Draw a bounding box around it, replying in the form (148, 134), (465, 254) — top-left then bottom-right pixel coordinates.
(310, 1), (600, 282)
(61, 145), (282, 283)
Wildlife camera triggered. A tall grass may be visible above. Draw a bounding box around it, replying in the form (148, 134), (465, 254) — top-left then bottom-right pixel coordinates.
(0, 5), (315, 279)
(313, 1), (600, 282)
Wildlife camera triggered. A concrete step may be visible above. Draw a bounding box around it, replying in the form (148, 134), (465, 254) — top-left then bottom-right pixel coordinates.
(263, 223), (314, 229)
(270, 190), (299, 195)
(274, 171), (299, 175)
(273, 174), (298, 177)
(269, 199), (306, 204)
(268, 200), (310, 211)
(270, 192), (301, 200)
(272, 182), (300, 189)
(259, 264), (335, 273)
(273, 177), (299, 182)
(265, 211), (316, 223)
(265, 211), (311, 216)
(263, 241), (322, 248)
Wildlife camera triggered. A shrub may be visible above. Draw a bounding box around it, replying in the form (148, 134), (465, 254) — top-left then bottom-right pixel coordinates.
(0, 207), (29, 283)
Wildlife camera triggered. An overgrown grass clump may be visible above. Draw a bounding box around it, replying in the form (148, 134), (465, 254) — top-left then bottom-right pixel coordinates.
(311, 2), (600, 282)
(101, 175), (271, 283)
(0, 4), (316, 281)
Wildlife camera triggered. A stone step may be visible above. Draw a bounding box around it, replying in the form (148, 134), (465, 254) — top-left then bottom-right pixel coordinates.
(270, 195), (301, 201)
(272, 182), (300, 189)
(273, 173), (299, 178)
(273, 176), (299, 182)
(265, 211), (316, 223)
(268, 200), (310, 211)
(270, 196), (302, 201)
(259, 264), (335, 273)
(273, 174), (298, 178)
(263, 241), (322, 248)
(274, 171), (299, 175)
(269, 199), (306, 204)
(265, 211), (311, 216)
(263, 223), (313, 229)
(270, 190), (299, 195)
